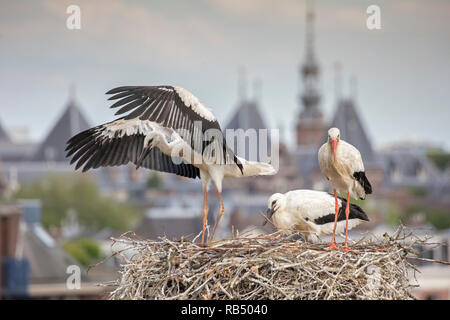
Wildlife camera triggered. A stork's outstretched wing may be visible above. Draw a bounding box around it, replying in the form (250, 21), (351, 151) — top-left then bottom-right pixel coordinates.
(106, 86), (241, 170)
(65, 119), (200, 179)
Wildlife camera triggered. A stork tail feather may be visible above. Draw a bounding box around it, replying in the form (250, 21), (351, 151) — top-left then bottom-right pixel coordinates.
(314, 198), (369, 225)
(353, 171), (373, 195)
(240, 158), (276, 177)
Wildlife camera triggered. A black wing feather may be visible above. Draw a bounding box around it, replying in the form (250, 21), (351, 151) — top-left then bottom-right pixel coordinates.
(314, 197), (369, 225)
(66, 124), (200, 179)
(353, 171), (373, 195)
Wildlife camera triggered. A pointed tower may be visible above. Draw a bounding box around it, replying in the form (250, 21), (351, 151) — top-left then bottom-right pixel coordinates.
(327, 70), (377, 164)
(329, 98), (377, 164)
(224, 69), (303, 193)
(295, 0), (325, 147)
(225, 69), (269, 162)
(33, 87), (91, 162)
(0, 120), (11, 143)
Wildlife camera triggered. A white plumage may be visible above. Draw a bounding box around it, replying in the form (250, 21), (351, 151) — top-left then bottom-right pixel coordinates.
(265, 190), (369, 242)
(173, 86), (216, 121)
(318, 128), (369, 200)
(318, 127), (372, 250)
(66, 85), (276, 245)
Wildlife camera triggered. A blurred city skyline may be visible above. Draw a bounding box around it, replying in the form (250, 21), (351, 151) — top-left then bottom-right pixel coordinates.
(0, 0), (449, 150)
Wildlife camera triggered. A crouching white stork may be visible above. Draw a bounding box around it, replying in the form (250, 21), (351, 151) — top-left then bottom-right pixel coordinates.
(66, 85), (276, 245)
(264, 190), (369, 242)
(318, 127), (372, 251)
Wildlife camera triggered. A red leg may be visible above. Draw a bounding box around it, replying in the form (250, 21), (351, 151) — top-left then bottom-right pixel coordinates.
(209, 191), (225, 243)
(201, 185), (209, 246)
(343, 192), (353, 252)
(328, 189), (339, 250)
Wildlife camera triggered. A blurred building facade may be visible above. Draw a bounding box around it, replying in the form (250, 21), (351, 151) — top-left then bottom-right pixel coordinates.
(0, 202), (106, 299)
(0, 92), (149, 198)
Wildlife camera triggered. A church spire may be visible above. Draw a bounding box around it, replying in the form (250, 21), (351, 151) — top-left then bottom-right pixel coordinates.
(349, 75), (358, 102)
(296, 0), (324, 147)
(300, 0), (320, 100)
(69, 82), (76, 100)
(305, 0), (316, 65)
(252, 78), (262, 104)
(237, 66), (247, 103)
(68, 82), (78, 107)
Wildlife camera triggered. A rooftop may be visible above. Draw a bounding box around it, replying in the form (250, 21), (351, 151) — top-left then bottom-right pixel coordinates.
(327, 98), (379, 167)
(32, 97), (91, 162)
(225, 99), (271, 162)
(0, 120), (11, 143)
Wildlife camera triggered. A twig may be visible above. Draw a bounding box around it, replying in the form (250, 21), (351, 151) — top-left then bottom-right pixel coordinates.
(407, 256), (450, 266)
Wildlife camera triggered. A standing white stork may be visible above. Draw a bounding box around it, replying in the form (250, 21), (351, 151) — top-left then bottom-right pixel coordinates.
(264, 190), (369, 242)
(66, 85), (276, 245)
(318, 127), (372, 251)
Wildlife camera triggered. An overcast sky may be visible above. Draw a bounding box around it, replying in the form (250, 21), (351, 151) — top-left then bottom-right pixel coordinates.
(0, 0), (449, 150)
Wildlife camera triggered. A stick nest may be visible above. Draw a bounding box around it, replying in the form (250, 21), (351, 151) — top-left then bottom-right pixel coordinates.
(105, 227), (428, 300)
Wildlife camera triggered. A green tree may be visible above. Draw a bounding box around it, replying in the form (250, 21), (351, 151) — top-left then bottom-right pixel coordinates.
(63, 238), (104, 267)
(385, 202), (404, 227)
(408, 187), (427, 198)
(427, 149), (450, 171)
(406, 206), (450, 230)
(147, 172), (163, 189)
(15, 173), (141, 231)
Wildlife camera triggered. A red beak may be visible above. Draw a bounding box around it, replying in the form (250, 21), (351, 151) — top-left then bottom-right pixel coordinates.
(332, 140), (337, 163)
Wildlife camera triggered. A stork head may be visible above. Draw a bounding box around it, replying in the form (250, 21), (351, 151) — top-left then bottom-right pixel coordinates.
(264, 193), (285, 225)
(327, 127), (340, 163)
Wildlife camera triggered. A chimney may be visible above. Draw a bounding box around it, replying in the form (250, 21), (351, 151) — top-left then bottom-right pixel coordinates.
(0, 205), (29, 299)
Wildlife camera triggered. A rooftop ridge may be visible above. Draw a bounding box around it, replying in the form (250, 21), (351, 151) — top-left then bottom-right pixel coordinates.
(32, 95), (91, 162)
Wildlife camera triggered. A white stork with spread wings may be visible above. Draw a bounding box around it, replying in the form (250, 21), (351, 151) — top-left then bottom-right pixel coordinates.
(318, 127), (372, 251)
(264, 190), (369, 242)
(66, 86), (276, 245)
